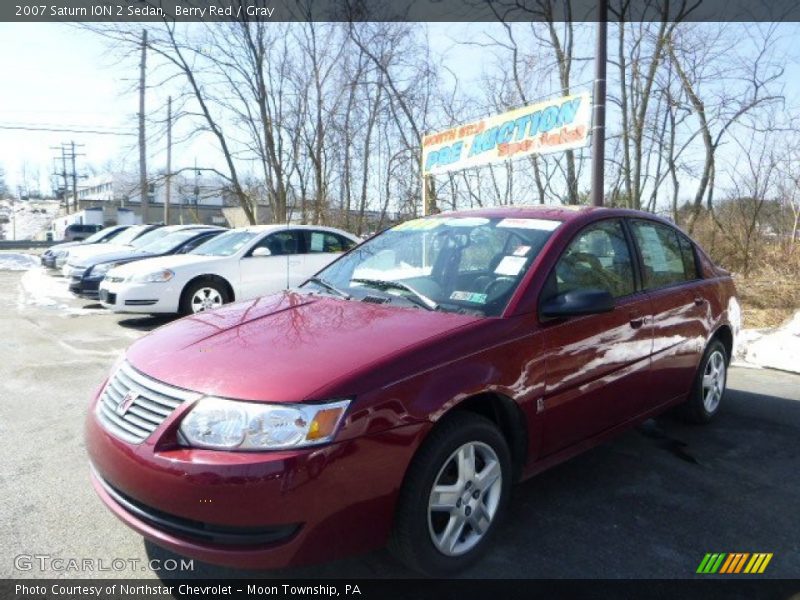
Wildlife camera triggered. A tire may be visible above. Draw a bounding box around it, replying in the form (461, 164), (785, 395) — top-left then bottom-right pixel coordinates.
(678, 339), (728, 424)
(389, 412), (512, 575)
(180, 279), (230, 315)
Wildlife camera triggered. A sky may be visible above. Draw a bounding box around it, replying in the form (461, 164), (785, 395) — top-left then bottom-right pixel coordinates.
(0, 22), (483, 195)
(1, 21), (799, 203)
(0, 23), (138, 191)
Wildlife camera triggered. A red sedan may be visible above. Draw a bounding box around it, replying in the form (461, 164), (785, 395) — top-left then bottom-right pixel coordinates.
(85, 206), (739, 574)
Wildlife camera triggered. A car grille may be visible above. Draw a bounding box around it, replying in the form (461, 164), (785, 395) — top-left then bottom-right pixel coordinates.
(99, 289), (116, 305)
(96, 362), (200, 444)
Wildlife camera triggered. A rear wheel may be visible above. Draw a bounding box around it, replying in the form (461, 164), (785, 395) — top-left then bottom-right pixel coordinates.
(180, 279), (229, 315)
(678, 339), (728, 424)
(389, 412), (511, 575)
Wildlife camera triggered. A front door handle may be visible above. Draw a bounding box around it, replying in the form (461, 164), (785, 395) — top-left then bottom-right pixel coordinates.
(693, 296), (705, 306)
(629, 315), (644, 329)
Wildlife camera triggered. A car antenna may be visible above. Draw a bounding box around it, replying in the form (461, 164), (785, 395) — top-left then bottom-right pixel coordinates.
(285, 208), (290, 290)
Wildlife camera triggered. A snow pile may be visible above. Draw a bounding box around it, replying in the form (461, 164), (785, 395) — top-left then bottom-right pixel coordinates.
(18, 267), (74, 308)
(0, 200), (58, 241)
(0, 253), (39, 271)
(734, 311), (800, 374)
(16, 266), (107, 316)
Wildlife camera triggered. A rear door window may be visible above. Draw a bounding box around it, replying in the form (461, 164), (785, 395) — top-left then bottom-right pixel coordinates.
(306, 231), (356, 254)
(678, 234), (700, 280)
(629, 220), (689, 290)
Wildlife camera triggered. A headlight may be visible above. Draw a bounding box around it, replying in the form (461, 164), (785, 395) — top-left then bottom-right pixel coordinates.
(89, 262), (118, 278)
(179, 397), (351, 451)
(128, 269), (174, 283)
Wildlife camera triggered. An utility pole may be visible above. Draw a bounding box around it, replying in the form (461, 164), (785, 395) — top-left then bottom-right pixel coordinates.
(70, 141), (80, 213)
(53, 143), (84, 214)
(51, 145), (71, 214)
(165, 96), (172, 225)
(139, 29), (149, 221)
(590, 0), (608, 207)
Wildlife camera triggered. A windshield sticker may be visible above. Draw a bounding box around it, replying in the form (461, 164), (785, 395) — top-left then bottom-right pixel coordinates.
(495, 255), (528, 276)
(496, 218), (561, 231)
(512, 245), (531, 257)
(446, 217), (491, 227)
(393, 218), (446, 232)
(450, 291), (488, 304)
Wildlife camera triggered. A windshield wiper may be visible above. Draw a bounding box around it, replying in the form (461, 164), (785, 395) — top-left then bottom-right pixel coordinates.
(306, 276), (352, 300)
(351, 278), (438, 311)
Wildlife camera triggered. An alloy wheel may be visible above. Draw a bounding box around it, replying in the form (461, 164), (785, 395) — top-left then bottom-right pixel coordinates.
(191, 287), (223, 313)
(427, 441), (503, 557)
(702, 350), (726, 413)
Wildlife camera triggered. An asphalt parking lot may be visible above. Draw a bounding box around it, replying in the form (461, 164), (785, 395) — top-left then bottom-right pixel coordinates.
(1, 260), (799, 580)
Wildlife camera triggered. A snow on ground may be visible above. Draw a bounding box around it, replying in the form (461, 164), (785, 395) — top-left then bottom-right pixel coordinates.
(10, 261), (106, 316)
(0, 253), (39, 271)
(734, 311), (800, 374)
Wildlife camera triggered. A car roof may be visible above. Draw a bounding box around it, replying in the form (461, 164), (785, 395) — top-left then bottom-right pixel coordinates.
(439, 205), (676, 226)
(160, 224), (225, 233)
(239, 224), (358, 237)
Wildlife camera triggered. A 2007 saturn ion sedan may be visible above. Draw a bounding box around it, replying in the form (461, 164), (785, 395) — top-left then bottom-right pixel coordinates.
(86, 206), (740, 574)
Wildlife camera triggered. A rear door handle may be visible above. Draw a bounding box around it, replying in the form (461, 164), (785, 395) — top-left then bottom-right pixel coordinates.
(693, 296), (705, 306)
(629, 315), (644, 329)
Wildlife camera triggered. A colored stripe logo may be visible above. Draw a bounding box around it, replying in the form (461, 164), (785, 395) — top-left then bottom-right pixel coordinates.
(697, 553), (773, 574)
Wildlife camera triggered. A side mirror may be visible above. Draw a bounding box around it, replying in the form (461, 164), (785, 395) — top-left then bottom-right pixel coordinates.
(251, 247), (271, 257)
(540, 288), (615, 319)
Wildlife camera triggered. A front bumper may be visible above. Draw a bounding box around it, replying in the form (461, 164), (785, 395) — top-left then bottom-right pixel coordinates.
(70, 276), (101, 298)
(85, 383), (428, 569)
(99, 280), (180, 314)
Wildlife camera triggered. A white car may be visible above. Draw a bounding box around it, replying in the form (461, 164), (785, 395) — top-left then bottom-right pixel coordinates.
(99, 224), (360, 314)
(58, 224), (162, 273)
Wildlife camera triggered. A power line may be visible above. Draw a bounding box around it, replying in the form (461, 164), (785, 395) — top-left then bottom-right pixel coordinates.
(2, 120), (131, 131)
(0, 125), (135, 136)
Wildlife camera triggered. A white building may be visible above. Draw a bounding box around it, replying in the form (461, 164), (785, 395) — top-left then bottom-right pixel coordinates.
(74, 174), (225, 208)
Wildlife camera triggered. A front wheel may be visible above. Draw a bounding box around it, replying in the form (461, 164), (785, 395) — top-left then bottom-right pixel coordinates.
(180, 279), (229, 315)
(678, 339), (728, 424)
(389, 412), (511, 575)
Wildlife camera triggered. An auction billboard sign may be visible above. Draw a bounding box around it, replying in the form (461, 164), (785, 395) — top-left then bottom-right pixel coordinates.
(422, 92), (591, 176)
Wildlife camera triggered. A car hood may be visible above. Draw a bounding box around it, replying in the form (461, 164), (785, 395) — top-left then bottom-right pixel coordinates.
(108, 253), (220, 276)
(126, 292), (481, 402)
(81, 248), (155, 267)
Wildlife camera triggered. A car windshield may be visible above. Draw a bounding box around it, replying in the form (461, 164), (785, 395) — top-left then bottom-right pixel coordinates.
(83, 226), (121, 244)
(138, 230), (207, 254)
(109, 226), (147, 246)
(304, 215), (560, 316)
(191, 229), (259, 256)
(130, 227), (172, 249)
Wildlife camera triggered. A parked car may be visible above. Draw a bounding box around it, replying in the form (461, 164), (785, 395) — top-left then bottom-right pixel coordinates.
(59, 224), (162, 274)
(63, 223), (104, 241)
(68, 226), (225, 299)
(41, 225), (131, 269)
(98, 225), (359, 314)
(86, 206), (739, 573)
